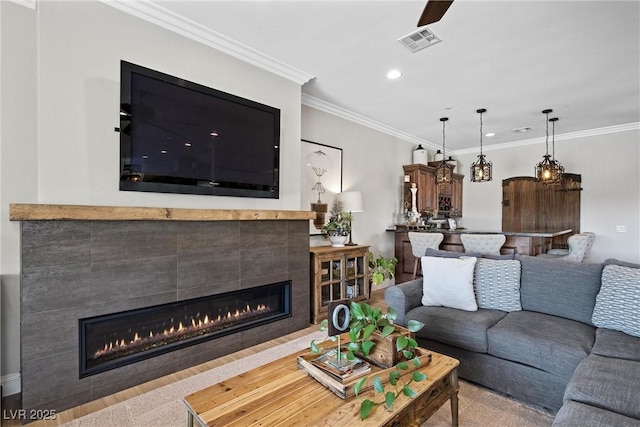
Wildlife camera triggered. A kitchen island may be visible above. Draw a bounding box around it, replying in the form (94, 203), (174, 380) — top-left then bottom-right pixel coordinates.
(391, 227), (572, 284)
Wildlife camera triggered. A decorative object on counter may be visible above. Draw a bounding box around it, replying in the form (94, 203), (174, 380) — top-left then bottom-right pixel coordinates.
(435, 117), (454, 184)
(302, 140), (342, 235)
(410, 182), (419, 219)
(535, 109), (564, 184)
(470, 108), (493, 182)
(336, 191), (363, 246)
(322, 199), (352, 247)
(448, 218), (457, 230)
(412, 144), (428, 165)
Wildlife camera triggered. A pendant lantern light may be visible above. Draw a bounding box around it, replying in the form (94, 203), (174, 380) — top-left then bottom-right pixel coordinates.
(435, 117), (453, 184)
(535, 109), (564, 184)
(470, 108), (493, 182)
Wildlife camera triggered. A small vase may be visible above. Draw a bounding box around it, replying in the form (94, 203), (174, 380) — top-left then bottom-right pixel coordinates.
(328, 234), (348, 247)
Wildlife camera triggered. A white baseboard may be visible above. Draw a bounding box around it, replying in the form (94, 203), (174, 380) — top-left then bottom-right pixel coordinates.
(1, 372), (21, 397)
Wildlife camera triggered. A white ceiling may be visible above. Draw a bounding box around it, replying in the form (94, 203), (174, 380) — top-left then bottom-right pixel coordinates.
(133, 1), (639, 153)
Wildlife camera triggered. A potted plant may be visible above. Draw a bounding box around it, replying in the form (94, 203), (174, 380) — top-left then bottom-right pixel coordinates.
(310, 301), (426, 420)
(322, 199), (352, 247)
(368, 252), (398, 287)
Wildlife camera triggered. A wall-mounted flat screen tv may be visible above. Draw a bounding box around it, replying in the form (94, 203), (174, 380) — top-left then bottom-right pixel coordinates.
(119, 61), (280, 198)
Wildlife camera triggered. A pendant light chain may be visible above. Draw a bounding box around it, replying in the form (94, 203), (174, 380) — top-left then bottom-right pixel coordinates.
(479, 111), (484, 155)
(442, 118), (446, 157)
(436, 117), (452, 184)
(551, 118), (556, 159)
(545, 110), (550, 155)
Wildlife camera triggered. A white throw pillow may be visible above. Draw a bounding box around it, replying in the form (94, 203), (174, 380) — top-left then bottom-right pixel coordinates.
(421, 256), (478, 311)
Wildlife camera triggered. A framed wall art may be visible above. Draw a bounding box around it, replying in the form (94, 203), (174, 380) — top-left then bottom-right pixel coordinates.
(301, 140), (343, 235)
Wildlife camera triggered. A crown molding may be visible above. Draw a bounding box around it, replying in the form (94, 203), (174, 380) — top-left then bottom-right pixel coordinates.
(454, 122), (640, 155)
(7, 0), (36, 10)
(304, 93), (640, 155)
(302, 94), (437, 149)
(99, 0), (314, 85)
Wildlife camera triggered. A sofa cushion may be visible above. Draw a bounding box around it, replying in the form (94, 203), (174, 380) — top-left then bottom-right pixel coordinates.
(406, 306), (506, 353)
(421, 256), (478, 311)
(516, 255), (603, 325)
(591, 328), (640, 362)
(482, 253), (516, 260)
(424, 248), (482, 258)
(604, 258), (640, 269)
(473, 258), (522, 312)
(553, 400), (640, 427)
(564, 354), (640, 420)
(487, 311), (595, 376)
(592, 264), (640, 338)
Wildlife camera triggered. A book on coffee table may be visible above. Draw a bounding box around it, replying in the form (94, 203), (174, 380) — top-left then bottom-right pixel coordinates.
(310, 349), (371, 381)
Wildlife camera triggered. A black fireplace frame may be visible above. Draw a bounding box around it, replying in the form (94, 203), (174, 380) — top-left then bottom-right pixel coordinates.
(78, 280), (291, 378)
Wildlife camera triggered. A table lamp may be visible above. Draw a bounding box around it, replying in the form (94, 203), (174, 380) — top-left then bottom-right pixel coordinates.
(337, 191), (363, 246)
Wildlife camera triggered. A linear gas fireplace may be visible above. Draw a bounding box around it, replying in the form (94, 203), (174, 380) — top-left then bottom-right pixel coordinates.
(79, 280), (291, 378)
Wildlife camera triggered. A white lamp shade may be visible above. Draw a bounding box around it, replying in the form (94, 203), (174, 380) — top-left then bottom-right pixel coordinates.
(337, 191), (363, 212)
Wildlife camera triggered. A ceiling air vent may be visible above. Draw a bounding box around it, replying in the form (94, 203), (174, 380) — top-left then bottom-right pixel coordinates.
(398, 28), (442, 53)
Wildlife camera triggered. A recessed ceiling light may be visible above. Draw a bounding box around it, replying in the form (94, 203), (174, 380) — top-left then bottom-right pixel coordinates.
(386, 69), (402, 80)
(485, 132), (496, 137)
(210, 131), (219, 137)
(184, 142), (192, 147)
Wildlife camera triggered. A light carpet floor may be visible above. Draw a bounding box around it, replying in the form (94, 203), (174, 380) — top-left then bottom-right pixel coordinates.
(60, 330), (554, 426)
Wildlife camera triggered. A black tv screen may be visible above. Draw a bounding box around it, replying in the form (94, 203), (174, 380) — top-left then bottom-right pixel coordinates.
(119, 61), (280, 198)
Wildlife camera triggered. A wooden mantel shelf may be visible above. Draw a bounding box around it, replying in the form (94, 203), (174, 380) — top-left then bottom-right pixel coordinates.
(9, 203), (316, 222)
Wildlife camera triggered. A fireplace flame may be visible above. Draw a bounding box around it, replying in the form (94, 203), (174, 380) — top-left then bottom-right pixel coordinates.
(92, 303), (272, 360)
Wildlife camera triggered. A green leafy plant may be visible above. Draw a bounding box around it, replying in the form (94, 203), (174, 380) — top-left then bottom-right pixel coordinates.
(310, 301), (426, 420)
(368, 252), (398, 287)
(322, 199), (352, 236)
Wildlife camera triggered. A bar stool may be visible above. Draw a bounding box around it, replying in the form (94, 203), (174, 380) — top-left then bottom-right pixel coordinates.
(460, 234), (506, 256)
(408, 232), (444, 280)
(539, 232), (595, 263)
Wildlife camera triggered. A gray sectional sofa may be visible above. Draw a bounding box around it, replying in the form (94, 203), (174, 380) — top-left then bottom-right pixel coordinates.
(385, 253), (640, 426)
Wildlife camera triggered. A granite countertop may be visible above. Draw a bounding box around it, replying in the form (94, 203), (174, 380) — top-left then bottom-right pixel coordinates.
(387, 226), (572, 238)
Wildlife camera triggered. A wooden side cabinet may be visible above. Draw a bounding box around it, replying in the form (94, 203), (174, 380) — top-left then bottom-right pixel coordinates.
(309, 245), (370, 324)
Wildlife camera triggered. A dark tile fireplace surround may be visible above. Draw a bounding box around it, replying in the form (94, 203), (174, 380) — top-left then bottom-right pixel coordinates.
(15, 205), (312, 417)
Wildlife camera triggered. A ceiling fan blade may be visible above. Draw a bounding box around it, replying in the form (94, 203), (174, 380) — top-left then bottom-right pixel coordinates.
(417, 0), (454, 27)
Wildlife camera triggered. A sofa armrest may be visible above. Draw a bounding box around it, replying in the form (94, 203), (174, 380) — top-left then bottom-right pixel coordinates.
(384, 279), (423, 326)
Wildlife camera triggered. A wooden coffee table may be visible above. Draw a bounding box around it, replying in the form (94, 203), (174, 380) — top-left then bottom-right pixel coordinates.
(183, 347), (459, 426)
